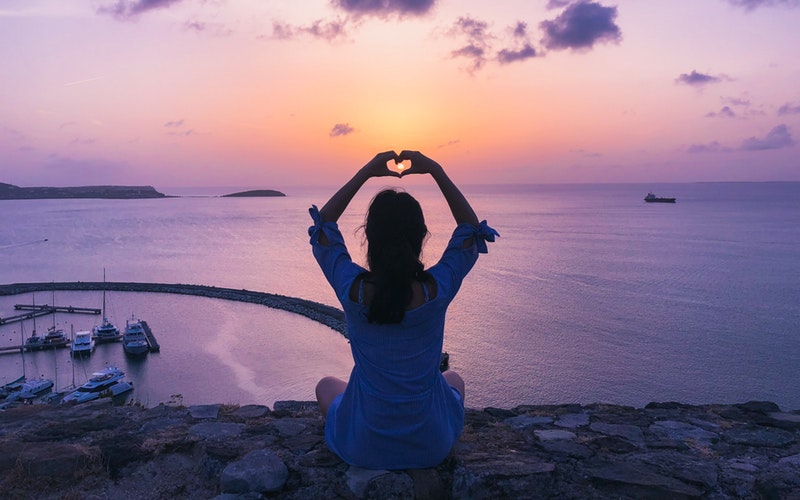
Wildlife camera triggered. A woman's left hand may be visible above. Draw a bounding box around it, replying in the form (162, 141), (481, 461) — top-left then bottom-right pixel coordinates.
(361, 151), (401, 178)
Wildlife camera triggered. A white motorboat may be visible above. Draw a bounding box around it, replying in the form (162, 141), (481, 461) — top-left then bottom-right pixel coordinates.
(123, 314), (149, 356)
(71, 330), (95, 356)
(61, 366), (133, 404)
(4, 377), (54, 402)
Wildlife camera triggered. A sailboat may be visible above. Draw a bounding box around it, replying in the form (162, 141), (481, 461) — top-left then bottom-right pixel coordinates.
(3, 321), (54, 404)
(23, 293), (45, 351)
(92, 269), (122, 343)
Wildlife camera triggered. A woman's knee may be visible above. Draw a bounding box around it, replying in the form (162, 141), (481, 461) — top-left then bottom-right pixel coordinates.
(442, 370), (465, 400)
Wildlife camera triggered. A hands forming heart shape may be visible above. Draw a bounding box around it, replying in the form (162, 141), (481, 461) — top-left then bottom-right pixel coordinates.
(386, 159), (412, 175)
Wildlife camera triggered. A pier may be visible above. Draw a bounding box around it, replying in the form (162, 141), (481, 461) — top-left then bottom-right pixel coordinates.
(0, 304), (100, 326)
(140, 321), (160, 352)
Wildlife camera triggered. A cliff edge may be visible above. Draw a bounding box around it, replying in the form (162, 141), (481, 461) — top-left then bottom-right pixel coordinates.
(1, 399), (798, 499)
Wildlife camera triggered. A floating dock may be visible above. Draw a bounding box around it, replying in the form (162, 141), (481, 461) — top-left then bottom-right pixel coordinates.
(140, 321), (160, 352)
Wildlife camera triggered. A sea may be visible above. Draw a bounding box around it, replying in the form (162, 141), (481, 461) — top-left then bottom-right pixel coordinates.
(1, 182), (798, 410)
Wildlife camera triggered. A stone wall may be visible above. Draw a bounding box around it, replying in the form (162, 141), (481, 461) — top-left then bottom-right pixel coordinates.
(1, 399), (798, 498)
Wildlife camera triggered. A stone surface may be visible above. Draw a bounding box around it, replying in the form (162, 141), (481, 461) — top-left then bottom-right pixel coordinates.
(220, 449), (288, 494)
(0, 400), (798, 498)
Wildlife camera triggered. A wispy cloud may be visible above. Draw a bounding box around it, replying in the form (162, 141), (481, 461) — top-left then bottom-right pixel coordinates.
(675, 70), (725, 87)
(331, 0), (436, 18)
(98, 0), (183, 21)
(164, 119), (194, 136)
(329, 123), (355, 137)
(706, 106), (736, 118)
(540, 1), (622, 51)
(497, 22), (537, 64)
(436, 139), (461, 149)
(726, 0), (800, 10)
(448, 16), (493, 73)
(271, 18), (350, 42)
(778, 102), (800, 116)
(687, 141), (731, 153)
(740, 124), (794, 150)
(64, 76), (106, 87)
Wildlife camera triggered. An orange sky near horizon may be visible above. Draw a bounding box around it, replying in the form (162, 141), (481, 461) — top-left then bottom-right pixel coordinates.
(1, 0), (799, 189)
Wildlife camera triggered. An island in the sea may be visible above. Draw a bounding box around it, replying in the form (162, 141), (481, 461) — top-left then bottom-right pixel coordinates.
(0, 182), (166, 200)
(222, 189), (286, 197)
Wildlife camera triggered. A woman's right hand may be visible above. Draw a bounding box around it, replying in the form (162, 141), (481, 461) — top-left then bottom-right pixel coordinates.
(361, 150), (401, 178)
(397, 150), (443, 177)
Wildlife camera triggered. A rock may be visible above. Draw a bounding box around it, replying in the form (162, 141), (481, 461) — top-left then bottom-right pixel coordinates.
(767, 412), (800, 430)
(649, 420), (718, 445)
(189, 422), (245, 440)
(724, 427), (796, 447)
(189, 404), (220, 419)
(452, 454), (556, 499)
(736, 401), (782, 413)
(220, 449), (288, 494)
(347, 467), (390, 497)
(555, 412), (590, 428)
(503, 415), (553, 429)
(232, 404), (270, 419)
(587, 462), (704, 497)
(534, 429), (577, 441)
(590, 422), (645, 444)
(272, 418), (307, 436)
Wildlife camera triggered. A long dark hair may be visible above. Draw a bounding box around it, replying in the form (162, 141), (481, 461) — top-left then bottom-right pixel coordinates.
(361, 189), (429, 324)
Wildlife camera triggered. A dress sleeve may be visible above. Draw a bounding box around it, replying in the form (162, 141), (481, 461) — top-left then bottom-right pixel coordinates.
(308, 205), (365, 302)
(428, 220), (499, 301)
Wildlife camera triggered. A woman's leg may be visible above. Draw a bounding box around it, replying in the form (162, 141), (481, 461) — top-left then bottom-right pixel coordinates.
(442, 370), (465, 403)
(315, 376), (348, 417)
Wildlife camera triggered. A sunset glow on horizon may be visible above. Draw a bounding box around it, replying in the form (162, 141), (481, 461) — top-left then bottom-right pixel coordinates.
(1, 0), (799, 189)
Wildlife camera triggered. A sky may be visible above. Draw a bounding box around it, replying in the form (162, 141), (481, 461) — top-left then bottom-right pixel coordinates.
(1, 0), (799, 188)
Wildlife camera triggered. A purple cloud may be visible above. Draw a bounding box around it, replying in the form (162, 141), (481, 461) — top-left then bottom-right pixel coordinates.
(540, 1), (621, 51)
(330, 123), (355, 137)
(331, 0), (436, 17)
(676, 70), (722, 86)
(778, 102), (800, 116)
(98, 0), (183, 20)
(727, 0), (800, 10)
(272, 18), (349, 42)
(448, 17), (492, 73)
(165, 119), (184, 128)
(497, 22), (537, 64)
(740, 124), (794, 151)
(497, 45), (537, 64)
(706, 106), (736, 118)
(687, 141), (730, 153)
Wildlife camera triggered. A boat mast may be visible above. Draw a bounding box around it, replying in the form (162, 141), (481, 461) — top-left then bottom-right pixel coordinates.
(102, 268), (107, 321)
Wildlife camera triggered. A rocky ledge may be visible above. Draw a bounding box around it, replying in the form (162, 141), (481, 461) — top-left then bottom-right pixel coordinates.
(1, 400), (799, 499)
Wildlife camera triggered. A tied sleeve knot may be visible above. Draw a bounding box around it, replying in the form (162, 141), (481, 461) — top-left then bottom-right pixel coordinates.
(474, 220), (499, 254)
(308, 204), (322, 240)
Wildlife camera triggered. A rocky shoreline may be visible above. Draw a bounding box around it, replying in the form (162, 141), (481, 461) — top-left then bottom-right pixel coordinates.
(0, 399), (798, 498)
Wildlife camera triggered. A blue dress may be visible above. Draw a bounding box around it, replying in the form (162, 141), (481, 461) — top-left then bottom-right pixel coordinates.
(308, 206), (498, 470)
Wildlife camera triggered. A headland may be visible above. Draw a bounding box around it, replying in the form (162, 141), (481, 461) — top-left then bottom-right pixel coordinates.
(222, 189), (286, 197)
(0, 183), (166, 200)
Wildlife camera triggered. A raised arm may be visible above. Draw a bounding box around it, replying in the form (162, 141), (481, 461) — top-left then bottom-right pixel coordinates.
(319, 151), (400, 223)
(397, 150), (479, 226)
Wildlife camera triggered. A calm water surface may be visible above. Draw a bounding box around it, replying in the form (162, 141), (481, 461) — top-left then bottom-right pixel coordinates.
(1, 182), (798, 409)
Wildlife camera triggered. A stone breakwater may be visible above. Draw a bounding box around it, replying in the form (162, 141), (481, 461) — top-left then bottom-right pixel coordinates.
(1, 400), (798, 499)
(0, 282), (347, 337)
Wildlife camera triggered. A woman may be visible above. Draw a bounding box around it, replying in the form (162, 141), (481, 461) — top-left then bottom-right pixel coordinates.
(309, 150), (497, 469)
